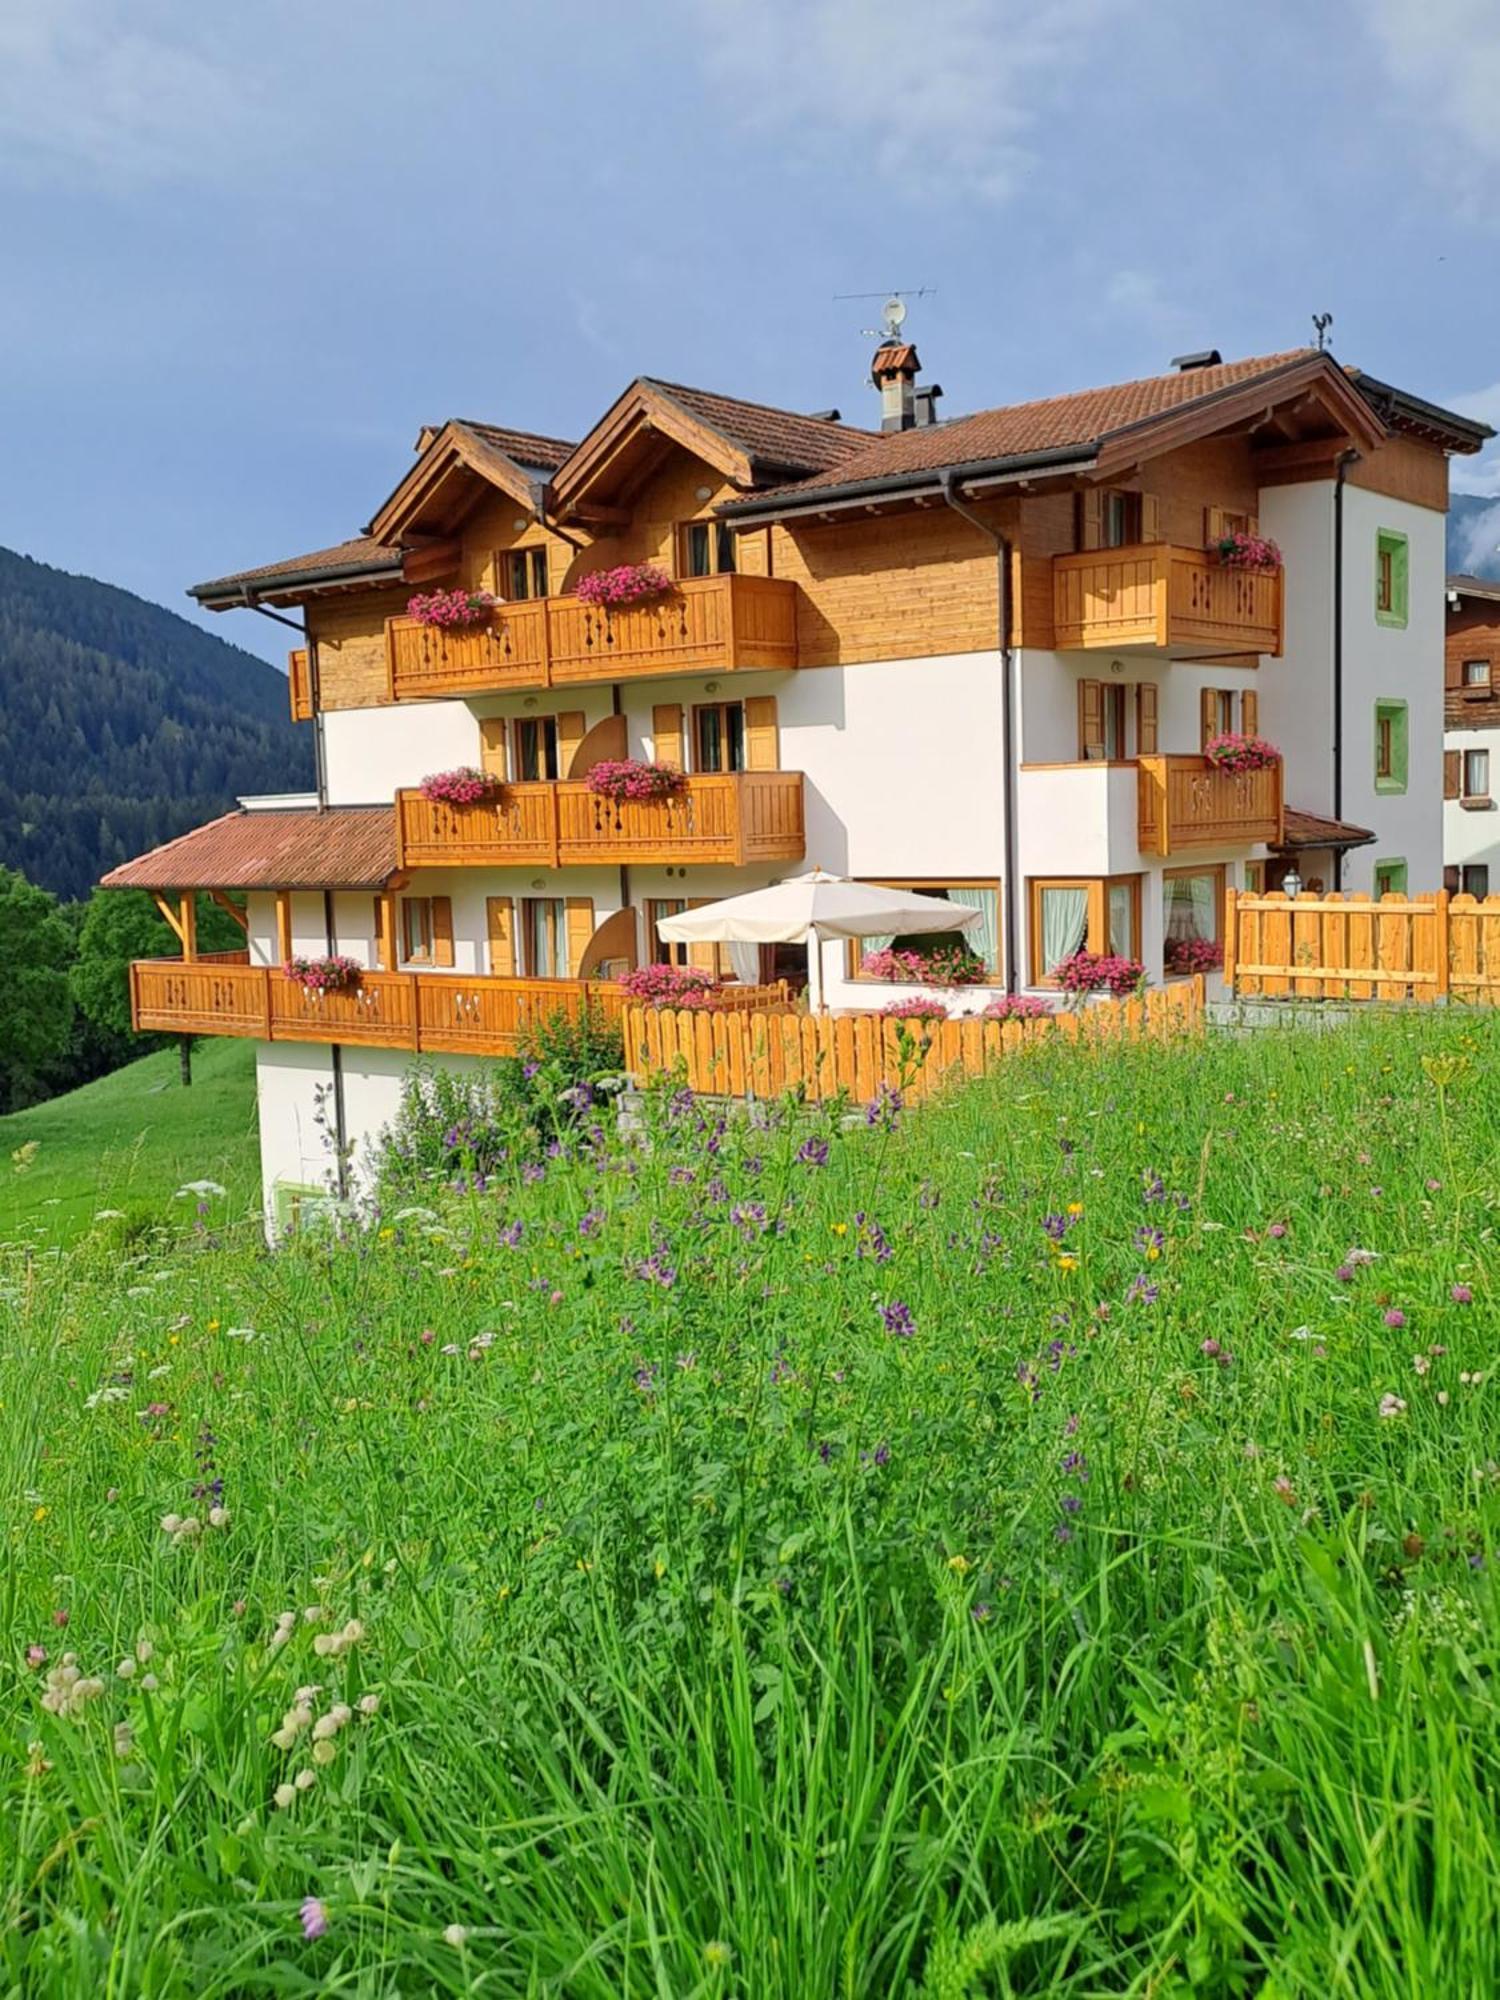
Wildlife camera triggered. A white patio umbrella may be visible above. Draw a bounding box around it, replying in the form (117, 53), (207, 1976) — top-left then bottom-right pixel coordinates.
(654, 867), (981, 1012)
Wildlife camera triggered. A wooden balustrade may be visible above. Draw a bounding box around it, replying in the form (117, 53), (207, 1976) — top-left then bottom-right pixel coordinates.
(385, 575), (798, 702)
(395, 771), (805, 868)
(1137, 754), (1282, 855)
(128, 957), (788, 1056)
(1053, 545), (1283, 656)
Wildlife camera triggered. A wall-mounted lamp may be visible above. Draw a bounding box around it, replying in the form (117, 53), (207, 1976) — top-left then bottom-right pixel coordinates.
(704, 680), (720, 694)
(695, 485), (712, 502)
(1282, 867), (1302, 900)
(513, 517), (528, 532)
(523, 695), (538, 708)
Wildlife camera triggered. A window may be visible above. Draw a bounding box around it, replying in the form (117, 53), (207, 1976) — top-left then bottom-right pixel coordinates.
(855, 882), (1002, 980)
(1198, 686), (1256, 751)
(1374, 700), (1408, 793)
(1101, 490), (1142, 548)
(1374, 859), (1408, 898)
(694, 701), (747, 774)
(1078, 679), (1157, 759)
(1375, 530), (1408, 627)
(498, 548), (549, 600)
(401, 896), (434, 964)
(647, 897), (689, 968)
(680, 521), (736, 578)
(1464, 748), (1491, 801)
(521, 898), (568, 978)
(1163, 867), (1224, 976)
(1028, 877), (1140, 984)
(1464, 864), (1491, 898)
(514, 715), (560, 782)
(1463, 659), (1491, 689)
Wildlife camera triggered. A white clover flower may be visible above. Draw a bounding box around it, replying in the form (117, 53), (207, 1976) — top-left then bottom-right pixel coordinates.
(273, 1782), (296, 1810)
(136, 1638), (153, 1663)
(311, 1714), (340, 1742)
(311, 1737), (338, 1767)
(116, 1658), (135, 1680)
(1379, 1393), (1407, 1419)
(358, 1693), (380, 1718)
(208, 1507), (230, 1530)
(302, 1605), (329, 1625)
(443, 1924), (469, 1947)
(328, 1703), (352, 1727)
(294, 1767), (317, 1792)
(342, 1620), (364, 1644)
(140, 1673), (159, 1692)
(312, 1633), (340, 1659)
(113, 1723), (134, 1757)
(160, 1514), (183, 1535)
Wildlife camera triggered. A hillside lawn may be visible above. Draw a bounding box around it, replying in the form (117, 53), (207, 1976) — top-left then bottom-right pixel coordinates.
(0, 1038), (260, 1246)
(3, 1009), (1499, 1995)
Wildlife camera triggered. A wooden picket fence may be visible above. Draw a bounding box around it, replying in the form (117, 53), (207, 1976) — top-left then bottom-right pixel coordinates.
(1226, 889), (1500, 1002)
(624, 977), (1205, 1103)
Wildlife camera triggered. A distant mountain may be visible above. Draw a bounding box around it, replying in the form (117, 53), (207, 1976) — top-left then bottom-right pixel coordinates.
(1450, 493), (1500, 581)
(0, 546), (313, 902)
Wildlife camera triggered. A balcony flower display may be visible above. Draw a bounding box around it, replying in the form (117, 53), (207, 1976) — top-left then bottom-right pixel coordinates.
(1204, 732), (1280, 774)
(575, 563), (674, 609)
(617, 963), (722, 1009)
(1165, 935), (1224, 976)
(1214, 530), (1282, 572)
(982, 993), (1054, 1021)
(1053, 951), (1146, 999)
(407, 588), (497, 628)
(880, 996), (949, 1021)
(860, 943), (987, 987)
(284, 954), (361, 994)
(586, 759), (686, 804)
(418, 767), (501, 807)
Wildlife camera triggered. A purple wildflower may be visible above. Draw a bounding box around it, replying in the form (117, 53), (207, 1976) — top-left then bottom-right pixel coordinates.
(797, 1137), (830, 1168)
(1452, 1284), (1473, 1305)
(878, 1300), (916, 1339)
(300, 1898), (328, 1941)
(1384, 1308), (1407, 1329)
(1125, 1274), (1160, 1305)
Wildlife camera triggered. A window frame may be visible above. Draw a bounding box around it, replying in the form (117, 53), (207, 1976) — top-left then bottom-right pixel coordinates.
(400, 895), (435, 965)
(1375, 529), (1409, 629)
(1027, 875), (1141, 986)
(1162, 864), (1226, 978)
(1373, 858), (1408, 898)
(1373, 699), (1409, 794)
(1463, 863), (1491, 899)
(519, 896), (568, 979)
(1462, 658), (1492, 691)
(646, 896), (690, 969)
(498, 547), (549, 601)
(1463, 746), (1491, 803)
(679, 520), (737, 579)
(692, 699), (748, 774)
(848, 878), (1003, 982)
(513, 714), (561, 782)
(1100, 490), (1143, 549)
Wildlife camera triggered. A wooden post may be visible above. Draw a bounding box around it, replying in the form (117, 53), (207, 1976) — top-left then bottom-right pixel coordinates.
(275, 892), (294, 967)
(178, 894), (197, 963)
(1223, 887), (1237, 990)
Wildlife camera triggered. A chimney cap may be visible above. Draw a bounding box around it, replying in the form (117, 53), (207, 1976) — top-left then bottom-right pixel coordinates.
(871, 341), (921, 383)
(1170, 348), (1223, 372)
(805, 408), (842, 423)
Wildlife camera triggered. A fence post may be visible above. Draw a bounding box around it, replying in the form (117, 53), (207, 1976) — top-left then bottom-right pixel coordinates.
(1223, 887), (1238, 990)
(1433, 890), (1450, 1000)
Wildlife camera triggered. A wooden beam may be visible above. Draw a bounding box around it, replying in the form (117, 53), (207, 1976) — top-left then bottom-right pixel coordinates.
(207, 889), (248, 933)
(151, 893), (187, 950)
(275, 892), (293, 967)
(178, 894), (197, 963)
(566, 502), (632, 528)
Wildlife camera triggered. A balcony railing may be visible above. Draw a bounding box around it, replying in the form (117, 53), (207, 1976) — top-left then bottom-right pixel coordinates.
(395, 771), (806, 869)
(1137, 754), (1283, 856)
(128, 954), (788, 1055)
(1052, 545), (1284, 657)
(385, 574), (798, 702)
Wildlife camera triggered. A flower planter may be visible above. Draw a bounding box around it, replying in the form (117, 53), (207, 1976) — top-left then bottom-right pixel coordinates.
(407, 589), (498, 628)
(284, 954), (362, 995)
(574, 564), (675, 610)
(418, 767), (503, 807)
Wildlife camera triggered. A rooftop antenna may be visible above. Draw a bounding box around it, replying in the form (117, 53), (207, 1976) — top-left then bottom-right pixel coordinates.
(833, 287), (936, 341)
(1312, 311), (1333, 352)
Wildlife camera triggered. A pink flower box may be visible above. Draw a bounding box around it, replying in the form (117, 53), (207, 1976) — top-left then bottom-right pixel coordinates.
(1204, 733), (1280, 774)
(1214, 531), (1282, 573)
(587, 759), (685, 804)
(284, 954), (361, 994)
(575, 563), (674, 609)
(617, 963), (722, 1008)
(407, 589), (497, 628)
(419, 767), (501, 807)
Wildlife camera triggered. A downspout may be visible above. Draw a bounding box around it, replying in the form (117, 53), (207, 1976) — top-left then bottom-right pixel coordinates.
(1331, 449), (1362, 876)
(939, 472), (1019, 993)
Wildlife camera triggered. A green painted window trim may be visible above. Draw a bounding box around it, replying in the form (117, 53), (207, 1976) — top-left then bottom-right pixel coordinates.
(1373, 858), (1408, 898)
(272, 1179), (335, 1236)
(1374, 698), (1408, 795)
(1375, 528), (1409, 629)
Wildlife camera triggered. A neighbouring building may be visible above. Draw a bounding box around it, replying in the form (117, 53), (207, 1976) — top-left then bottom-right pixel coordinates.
(1444, 573), (1500, 899)
(100, 341), (1488, 1231)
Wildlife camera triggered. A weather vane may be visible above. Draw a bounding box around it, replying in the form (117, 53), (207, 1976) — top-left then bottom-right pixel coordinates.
(1312, 311), (1333, 352)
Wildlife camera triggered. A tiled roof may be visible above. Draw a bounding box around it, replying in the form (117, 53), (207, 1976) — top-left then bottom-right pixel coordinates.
(1278, 807), (1376, 851)
(728, 351), (1319, 506)
(457, 421), (575, 471)
(190, 536), (405, 601)
(643, 378), (876, 475)
(101, 807), (398, 891)
(1449, 572), (1500, 600)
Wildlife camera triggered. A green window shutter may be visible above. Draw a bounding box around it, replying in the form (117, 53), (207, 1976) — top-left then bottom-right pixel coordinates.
(1376, 530), (1409, 629)
(1374, 699), (1408, 795)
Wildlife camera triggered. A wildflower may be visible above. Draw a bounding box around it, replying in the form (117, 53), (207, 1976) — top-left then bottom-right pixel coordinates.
(26, 1646), (45, 1669)
(358, 1693), (380, 1717)
(208, 1506), (230, 1529)
(294, 1768), (317, 1792)
(1413, 1354), (1430, 1377)
(971, 1602), (993, 1624)
(1379, 1393), (1407, 1419)
(116, 1658), (135, 1680)
(946, 1554), (971, 1575)
(1384, 1309), (1407, 1329)
(878, 1300), (916, 1339)
(704, 1941), (733, 1970)
(1266, 1221), (1288, 1240)
(1336, 1266), (1355, 1283)
(1452, 1284), (1473, 1305)
(300, 1896), (328, 1941)
(1125, 1275), (1159, 1305)
(796, 1137), (829, 1168)
(1272, 1476), (1296, 1504)
(311, 1738), (337, 1766)
(444, 1924), (469, 1948)
(273, 1782), (297, 1810)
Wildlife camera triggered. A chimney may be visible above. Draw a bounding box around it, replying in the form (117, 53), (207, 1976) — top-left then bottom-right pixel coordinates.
(914, 382), (943, 428)
(871, 342), (921, 431)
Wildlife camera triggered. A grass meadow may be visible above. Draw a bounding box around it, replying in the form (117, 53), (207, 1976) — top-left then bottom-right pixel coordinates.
(2, 1010), (1498, 1996)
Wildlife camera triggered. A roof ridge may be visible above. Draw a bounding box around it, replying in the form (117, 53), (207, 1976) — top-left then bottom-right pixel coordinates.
(640, 376), (878, 435)
(925, 349), (1318, 432)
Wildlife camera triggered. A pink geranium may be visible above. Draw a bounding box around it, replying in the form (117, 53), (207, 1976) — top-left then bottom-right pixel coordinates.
(860, 944), (986, 988)
(284, 954), (360, 994)
(1054, 951), (1145, 999)
(1214, 531), (1282, 572)
(880, 996), (949, 1021)
(1164, 935), (1223, 975)
(407, 589), (497, 628)
(618, 963), (722, 1008)
(982, 993), (1053, 1021)
(587, 759), (685, 804)
(419, 767), (500, 807)
(575, 564), (674, 609)
(1204, 733), (1280, 774)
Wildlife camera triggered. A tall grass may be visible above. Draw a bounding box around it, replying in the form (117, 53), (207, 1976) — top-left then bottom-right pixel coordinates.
(1, 1011), (1497, 1995)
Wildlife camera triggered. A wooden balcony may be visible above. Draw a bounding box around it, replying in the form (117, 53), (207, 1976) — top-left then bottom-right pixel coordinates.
(1137, 754), (1283, 856)
(385, 574), (799, 702)
(129, 954), (787, 1056)
(395, 771), (805, 869)
(1052, 545), (1284, 658)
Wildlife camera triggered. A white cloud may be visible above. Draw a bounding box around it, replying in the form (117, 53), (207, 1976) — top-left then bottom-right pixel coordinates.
(692, 0), (1121, 205)
(0, 1), (251, 188)
(1364, 0), (1500, 198)
(1447, 381), (1500, 498)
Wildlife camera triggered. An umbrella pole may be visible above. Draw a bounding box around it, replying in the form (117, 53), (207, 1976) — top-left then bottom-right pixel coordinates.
(806, 928), (825, 1015)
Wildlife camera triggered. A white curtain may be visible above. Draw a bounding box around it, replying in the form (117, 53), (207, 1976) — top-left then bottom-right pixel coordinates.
(1165, 874), (1216, 942)
(1041, 887), (1088, 971)
(1190, 873), (1215, 938)
(726, 942), (762, 985)
(1107, 881), (1133, 957)
(947, 886), (998, 975)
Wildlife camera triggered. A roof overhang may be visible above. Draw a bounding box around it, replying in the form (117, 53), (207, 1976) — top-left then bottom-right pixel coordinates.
(1346, 371), (1493, 455)
(549, 379), (763, 522)
(191, 549), (408, 611)
(368, 421), (552, 544)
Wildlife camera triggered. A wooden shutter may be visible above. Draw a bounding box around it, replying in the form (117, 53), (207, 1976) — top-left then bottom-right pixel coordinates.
(486, 895), (515, 975)
(1445, 750), (1462, 800)
(1139, 493), (1162, 545)
(1240, 689), (1259, 738)
(1078, 679), (1104, 758)
(374, 893), (396, 971)
(431, 896), (454, 968)
(653, 703), (684, 769)
(565, 897), (594, 976)
(1201, 687), (1219, 750)
(288, 648), (312, 722)
(1445, 650), (1464, 692)
(744, 695), (780, 771)
(1079, 490), (1104, 551)
(479, 717), (508, 777)
(557, 710), (586, 779)
(275, 892), (293, 966)
(1136, 682), (1159, 755)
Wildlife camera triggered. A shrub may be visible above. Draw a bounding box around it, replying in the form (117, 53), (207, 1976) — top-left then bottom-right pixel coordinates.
(407, 588), (496, 627)
(1165, 935), (1224, 975)
(283, 954), (360, 993)
(618, 963), (722, 1008)
(982, 993), (1054, 1021)
(860, 942), (987, 987)
(587, 760), (686, 804)
(418, 767), (500, 806)
(574, 563), (674, 608)
(1204, 732), (1280, 774)
(1053, 951), (1145, 999)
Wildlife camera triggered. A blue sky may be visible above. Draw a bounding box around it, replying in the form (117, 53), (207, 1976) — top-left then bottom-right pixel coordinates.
(3, 0), (1500, 664)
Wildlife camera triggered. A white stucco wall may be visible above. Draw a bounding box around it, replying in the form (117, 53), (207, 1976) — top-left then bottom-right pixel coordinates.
(1444, 722), (1500, 886)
